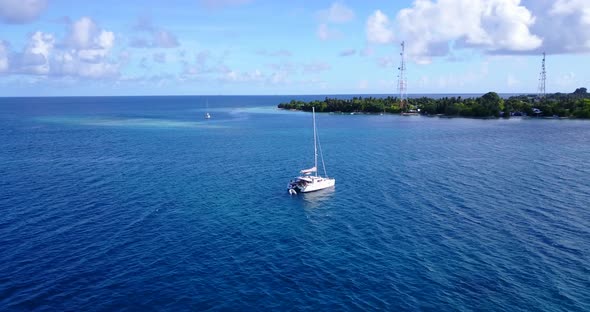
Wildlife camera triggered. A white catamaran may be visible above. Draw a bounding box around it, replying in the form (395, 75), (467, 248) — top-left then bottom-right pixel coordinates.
(288, 107), (335, 195)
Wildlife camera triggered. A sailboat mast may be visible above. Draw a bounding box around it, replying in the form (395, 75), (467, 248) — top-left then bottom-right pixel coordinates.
(313, 107), (318, 177)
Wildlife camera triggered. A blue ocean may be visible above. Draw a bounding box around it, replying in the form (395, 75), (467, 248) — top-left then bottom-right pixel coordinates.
(1, 96), (589, 311)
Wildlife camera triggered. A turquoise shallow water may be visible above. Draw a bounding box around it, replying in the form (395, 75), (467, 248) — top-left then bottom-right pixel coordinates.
(0, 96), (589, 311)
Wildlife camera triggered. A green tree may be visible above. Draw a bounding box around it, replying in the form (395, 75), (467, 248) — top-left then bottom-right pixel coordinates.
(478, 92), (503, 117)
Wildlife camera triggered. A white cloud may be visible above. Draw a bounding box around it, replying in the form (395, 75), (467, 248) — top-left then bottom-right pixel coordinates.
(317, 2), (355, 23)
(538, 0), (590, 53)
(0, 32), (55, 75)
(394, 0), (541, 61)
(550, 0), (590, 24)
(366, 10), (394, 44)
(98, 31), (115, 50)
(67, 17), (98, 49)
(222, 69), (264, 83)
(0, 0), (47, 24)
(3, 17), (120, 79)
(0, 40), (8, 72)
(317, 23), (341, 41)
(53, 58), (118, 80)
(22, 31), (54, 74)
(66, 18), (116, 77)
(63, 17), (115, 65)
(130, 17), (180, 48)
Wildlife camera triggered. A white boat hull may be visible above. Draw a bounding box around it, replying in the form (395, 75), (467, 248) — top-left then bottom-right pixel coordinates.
(289, 177), (335, 193)
(300, 178), (335, 193)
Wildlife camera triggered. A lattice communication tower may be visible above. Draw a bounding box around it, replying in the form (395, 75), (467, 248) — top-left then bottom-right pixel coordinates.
(538, 52), (546, 99)
(397, 41), (407, 110)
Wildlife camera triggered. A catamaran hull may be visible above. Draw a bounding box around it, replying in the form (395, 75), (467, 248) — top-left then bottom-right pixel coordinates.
(300, 179), (335, 192)
(289, 178), (335, 193)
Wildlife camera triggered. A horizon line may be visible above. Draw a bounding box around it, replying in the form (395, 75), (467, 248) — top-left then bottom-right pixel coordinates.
(0, 91), (561, 98)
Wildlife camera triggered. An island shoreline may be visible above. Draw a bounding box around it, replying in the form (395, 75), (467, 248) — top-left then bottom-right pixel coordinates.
(278, 88), (590, 119)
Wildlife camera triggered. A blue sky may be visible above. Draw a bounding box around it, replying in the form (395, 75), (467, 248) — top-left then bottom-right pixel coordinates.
(0, 0), (588, 96)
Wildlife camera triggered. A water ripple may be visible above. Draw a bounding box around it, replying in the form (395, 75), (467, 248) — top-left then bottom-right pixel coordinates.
(1, 99), (589, 311)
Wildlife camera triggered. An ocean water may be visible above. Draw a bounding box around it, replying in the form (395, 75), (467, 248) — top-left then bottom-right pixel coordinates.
(0, 96), (589, 311)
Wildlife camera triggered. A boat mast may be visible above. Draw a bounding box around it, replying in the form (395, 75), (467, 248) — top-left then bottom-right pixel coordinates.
(313, 107), (318, 177)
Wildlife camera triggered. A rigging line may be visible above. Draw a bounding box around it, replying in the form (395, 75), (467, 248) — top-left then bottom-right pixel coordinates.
(316, 120), (328, 178)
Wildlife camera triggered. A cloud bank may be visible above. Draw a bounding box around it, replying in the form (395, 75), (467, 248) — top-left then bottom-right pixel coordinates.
(1, 17), (119, 78)
(366, 0), (590, 62)
(394, 0), (541, 62)
(0, 0), (47, 24)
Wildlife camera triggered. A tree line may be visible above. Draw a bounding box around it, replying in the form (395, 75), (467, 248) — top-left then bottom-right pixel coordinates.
(277, 88), (590, 118)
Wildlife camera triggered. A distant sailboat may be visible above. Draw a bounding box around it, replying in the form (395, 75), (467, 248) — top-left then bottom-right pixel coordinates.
(205, 99), (211, 119)
(288, 107), (335, 194)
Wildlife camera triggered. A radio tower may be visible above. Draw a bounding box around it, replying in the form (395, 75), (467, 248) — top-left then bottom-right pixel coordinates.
(537, 52), (546, 99)
(397, 41), (407, 110)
